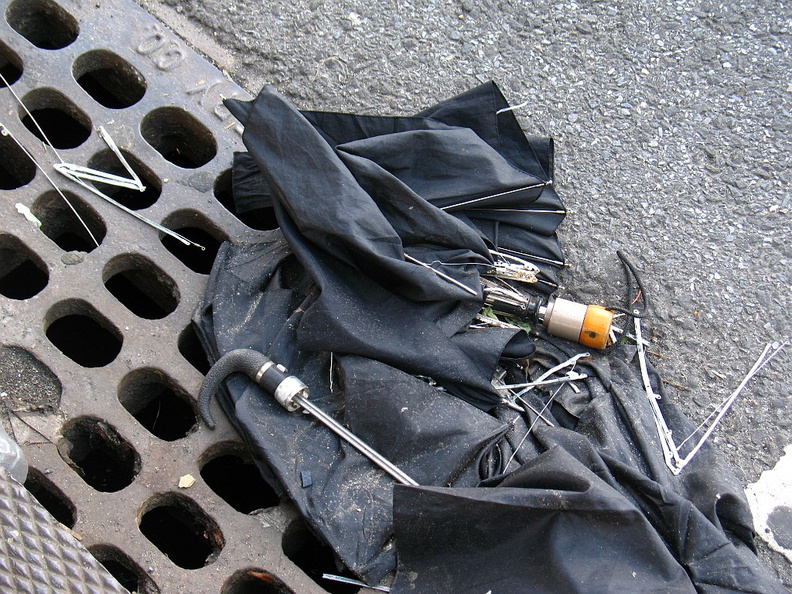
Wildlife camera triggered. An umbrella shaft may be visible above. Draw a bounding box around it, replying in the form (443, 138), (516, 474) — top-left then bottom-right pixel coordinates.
(294, 394), (419, 487)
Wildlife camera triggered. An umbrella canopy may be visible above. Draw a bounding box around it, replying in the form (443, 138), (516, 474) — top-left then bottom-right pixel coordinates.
(231, 82), (565, 292)
(194, 84), (783, 592)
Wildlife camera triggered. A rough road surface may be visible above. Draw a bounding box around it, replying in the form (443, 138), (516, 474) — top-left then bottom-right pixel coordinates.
(139, 0), (791, 584)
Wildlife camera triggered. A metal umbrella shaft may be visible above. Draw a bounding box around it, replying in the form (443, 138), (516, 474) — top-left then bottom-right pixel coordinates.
(293, 394), (418, 486)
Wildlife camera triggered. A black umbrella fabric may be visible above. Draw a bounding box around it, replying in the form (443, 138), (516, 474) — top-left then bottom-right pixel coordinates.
(391, 341), (781, 593)
(194, 84), (783, 592)
(223, 85), (539, 411)
(195, 237), (515, 583)
(230, 82), (566, 291)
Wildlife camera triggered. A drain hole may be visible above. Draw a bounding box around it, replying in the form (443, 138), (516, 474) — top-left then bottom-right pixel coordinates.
(90, 544), (160, 594)
(178, 324), (210, 374)
(200, 444), (279, 513)
(73, 50), (146, 109)
(0, 259), (47, 299)
(118, 369), (196, 441)
(161, 211), (225, 274)
(282, 520), (359, 593)
(57, 416), (140, 492)
(0, 126), (36, 190)
(141, 107), (217, 169)
(6, 0), (79, 50)
(214, 169), (278, 231)
(87, 149), (161, 210)
(103, 254), (179, 319)
(0, 40), (23, 87)
(0, 234), (48, 299)
(162, 227), (220, 274)
(139, 493), (225, 569)
(20, 88), (91, 149)
(32, 190), (106, 252)
(0, 346), (62, 411)
(222, 568), (294, 594)
(102, 559), (144, 593)
(23, 468), (76, 527)
(45, 300), (123, 367)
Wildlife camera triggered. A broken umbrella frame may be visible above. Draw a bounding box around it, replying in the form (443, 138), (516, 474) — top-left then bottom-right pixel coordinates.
(635, 319), (788, 475)
(609, 250), (790, 475)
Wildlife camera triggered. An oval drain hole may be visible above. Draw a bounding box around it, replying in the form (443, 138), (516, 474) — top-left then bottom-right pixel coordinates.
(103, 254), (179, 319)
(200, 444), (279, 514)
(0, 126), (36, 190)
(139, 493), (225, 570)
(19, 88), (91, 150)
(118, 369), (196, 441)
(0, 40), (23, 87)
(89, 544), (160, 594)
(160, 211), (225, 275)
(0, 346), (62, 410)
(0, 234), (48, 299)
(161, 226), (222, 274)
(222, 568), (294, 594)
(73, 50), (147, 109)
(6, 0), (80, 50)
(33, 190), (106, 252)
(282, 519), (360, 593)
(214, 168), (278, 231)
(24, 468), (76, 528)
(45, 300), (123, 367)
(57, 416), (140, 492)
(141, 107), (217, 169)
(178, 324), (210, 375)
(87, 149), (161, 210)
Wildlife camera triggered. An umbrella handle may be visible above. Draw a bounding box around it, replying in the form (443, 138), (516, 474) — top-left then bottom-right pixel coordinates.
(197, 349), (419, 486)
(198, 349), (306, 429)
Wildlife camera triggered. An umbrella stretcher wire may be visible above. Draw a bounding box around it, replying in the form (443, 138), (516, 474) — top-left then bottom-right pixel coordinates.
(494, 353), (590, 469)
(0, 72), (203, 249)
(634, 316), (788, 474)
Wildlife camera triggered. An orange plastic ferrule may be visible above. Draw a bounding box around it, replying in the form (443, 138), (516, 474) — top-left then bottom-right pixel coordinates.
(578, 305), (614, 350)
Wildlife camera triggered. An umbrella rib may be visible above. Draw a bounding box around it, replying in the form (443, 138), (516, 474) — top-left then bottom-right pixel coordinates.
(0, 122), (101, 249)
(440, 181), (551, 211)
(497, 247), (566, 268)
(0, 71), (65, 164)
(404, 253), (479, 297)
(473, 208), (566, 214)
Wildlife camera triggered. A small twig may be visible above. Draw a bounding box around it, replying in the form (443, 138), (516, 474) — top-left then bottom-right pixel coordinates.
(661, 378), (691, 392)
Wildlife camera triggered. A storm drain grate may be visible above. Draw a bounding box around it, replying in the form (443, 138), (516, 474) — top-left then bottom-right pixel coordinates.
(0, 1), (332, 591)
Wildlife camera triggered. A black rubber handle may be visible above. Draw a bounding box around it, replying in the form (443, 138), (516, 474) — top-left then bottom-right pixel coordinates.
(197, 349), (270, 428)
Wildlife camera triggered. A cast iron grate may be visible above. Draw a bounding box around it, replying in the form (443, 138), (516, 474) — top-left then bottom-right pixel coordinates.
(0, 0), (332, 591)
(32, 190), (107, 251)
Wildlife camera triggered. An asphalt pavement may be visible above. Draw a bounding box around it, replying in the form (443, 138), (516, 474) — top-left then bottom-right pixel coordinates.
(140, 0), (791, 585)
